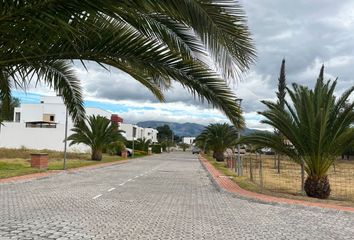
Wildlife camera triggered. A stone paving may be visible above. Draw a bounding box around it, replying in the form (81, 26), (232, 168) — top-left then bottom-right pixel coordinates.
(1, 152), (354, 239)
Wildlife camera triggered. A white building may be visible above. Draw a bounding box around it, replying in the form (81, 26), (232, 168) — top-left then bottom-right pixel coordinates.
(182, 137), (196, 145)
(0, 96), (158, 152)
(119, 123), (158, 143)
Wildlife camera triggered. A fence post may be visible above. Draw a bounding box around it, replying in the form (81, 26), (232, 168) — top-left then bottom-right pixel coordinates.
(259, 154), (263, 188)
(277, 154), (280, 174)
(250, 155), (253, 181)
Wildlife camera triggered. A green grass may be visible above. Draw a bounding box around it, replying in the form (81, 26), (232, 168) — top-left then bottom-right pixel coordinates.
(204, 154), (262, 192)
(47, 155), (126, 170)
(0, 147), (148, 179)
(0, 159), (42, 179)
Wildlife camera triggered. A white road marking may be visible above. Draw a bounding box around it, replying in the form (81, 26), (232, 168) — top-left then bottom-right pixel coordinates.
(134, 176), (139, 178)
(127, 178), (132, 182)
(92, 194), (102, 200)
(119, 183), (125, 186)
(108, 188), (115, 192)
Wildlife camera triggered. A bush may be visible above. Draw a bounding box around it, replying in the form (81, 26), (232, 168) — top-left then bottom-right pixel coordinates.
(107, 141), (126, 156)
(151, 144), (162, 154)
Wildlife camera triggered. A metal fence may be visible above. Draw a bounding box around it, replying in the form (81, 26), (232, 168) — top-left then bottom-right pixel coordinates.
(229, 154), (354, 201)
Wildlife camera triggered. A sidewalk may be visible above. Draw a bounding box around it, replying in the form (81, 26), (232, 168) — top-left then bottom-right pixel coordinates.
(199, 155), (354, 213)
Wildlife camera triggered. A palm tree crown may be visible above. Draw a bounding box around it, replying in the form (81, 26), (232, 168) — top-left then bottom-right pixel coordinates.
(1, 0), (255, 127)
(196, 123), (238, 161)
(68, 115), (125, 160)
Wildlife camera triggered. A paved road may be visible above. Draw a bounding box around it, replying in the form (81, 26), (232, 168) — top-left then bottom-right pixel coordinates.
(1, 152), (354, 240)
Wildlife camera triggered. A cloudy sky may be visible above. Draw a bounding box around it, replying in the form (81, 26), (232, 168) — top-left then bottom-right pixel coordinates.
(14, 0), (354, 130)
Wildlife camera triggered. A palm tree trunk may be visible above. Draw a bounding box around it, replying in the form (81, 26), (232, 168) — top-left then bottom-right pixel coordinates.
(91, 149), (102, 161)
(304, 175), (331, 199)
(214, 151), (224, 162)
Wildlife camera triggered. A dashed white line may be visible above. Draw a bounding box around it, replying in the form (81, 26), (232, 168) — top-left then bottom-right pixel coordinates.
(127, 178), (132, 182)
(92, 194), (102, 200)
(134, 176), (139, 178)
(119, 183), (125, 186)
(108, 188), (115, 192)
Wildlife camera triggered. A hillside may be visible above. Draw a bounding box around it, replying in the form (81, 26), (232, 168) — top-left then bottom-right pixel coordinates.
(136, 121), (265, 137)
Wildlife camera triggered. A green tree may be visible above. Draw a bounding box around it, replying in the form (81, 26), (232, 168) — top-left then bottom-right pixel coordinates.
(135, 138), (151, 152)
(240, 66), (354, 199)
(179, 143), (190, 152)
(68, 115), (125, 161)
(157, 125), (173, 143)
(0, 96), (20, 121)
(275, 59), (287, 173)
(197, 123), (238, 162)
(1, 1), (256, 127)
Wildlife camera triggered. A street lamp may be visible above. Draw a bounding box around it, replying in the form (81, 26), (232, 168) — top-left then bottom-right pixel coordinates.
(235, 98), (243, 176)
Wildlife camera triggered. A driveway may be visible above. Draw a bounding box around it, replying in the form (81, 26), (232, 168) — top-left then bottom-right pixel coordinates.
(0, 152), (354, 239)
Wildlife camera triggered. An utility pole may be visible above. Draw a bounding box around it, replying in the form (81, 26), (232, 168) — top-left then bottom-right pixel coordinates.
(63, 107), (68, 170)
(132, 126), (136, 158)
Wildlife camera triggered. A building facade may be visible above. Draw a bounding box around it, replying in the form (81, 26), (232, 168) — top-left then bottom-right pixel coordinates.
(182, 137), (196, 145)
(0, 96), (158, 152)
(119, 124), (158, 143)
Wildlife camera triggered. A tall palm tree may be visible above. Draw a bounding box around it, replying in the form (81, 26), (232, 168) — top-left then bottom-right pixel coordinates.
(1, 1), (256, 127)
(196, 123), (238, 161)
(240, 66), (354, 199)
(68, 115), (125, 161)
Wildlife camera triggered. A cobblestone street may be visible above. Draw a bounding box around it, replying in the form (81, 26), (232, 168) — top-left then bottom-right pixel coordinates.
(1, 152), (354, 239)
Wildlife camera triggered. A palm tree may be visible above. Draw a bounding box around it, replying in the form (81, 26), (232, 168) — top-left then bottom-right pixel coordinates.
(1, 1), (256, 127)
(240, 66), (354, 199)
(135, 138), (151, 152)
(68, 115), (125, 161)
(196, 123), (238, 162)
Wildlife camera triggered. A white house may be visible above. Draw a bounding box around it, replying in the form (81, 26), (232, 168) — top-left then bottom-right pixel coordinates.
(0, 96), (158, 152)
(119, 123), (158, 143)
(182, 137), (196, 145)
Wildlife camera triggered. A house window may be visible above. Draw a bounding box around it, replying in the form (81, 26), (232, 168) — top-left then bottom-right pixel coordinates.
(15, 112), (20, 122)
(43, 114), (55, 122)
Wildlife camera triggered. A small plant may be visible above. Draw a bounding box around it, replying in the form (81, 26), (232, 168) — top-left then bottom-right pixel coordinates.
(107, 141), (126, 156)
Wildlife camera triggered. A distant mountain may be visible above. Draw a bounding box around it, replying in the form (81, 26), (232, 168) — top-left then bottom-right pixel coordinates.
(136, 121), (266, 137)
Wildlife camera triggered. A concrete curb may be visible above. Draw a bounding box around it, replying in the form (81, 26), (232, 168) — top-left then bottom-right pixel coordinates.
(198, 155), (354, 214)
